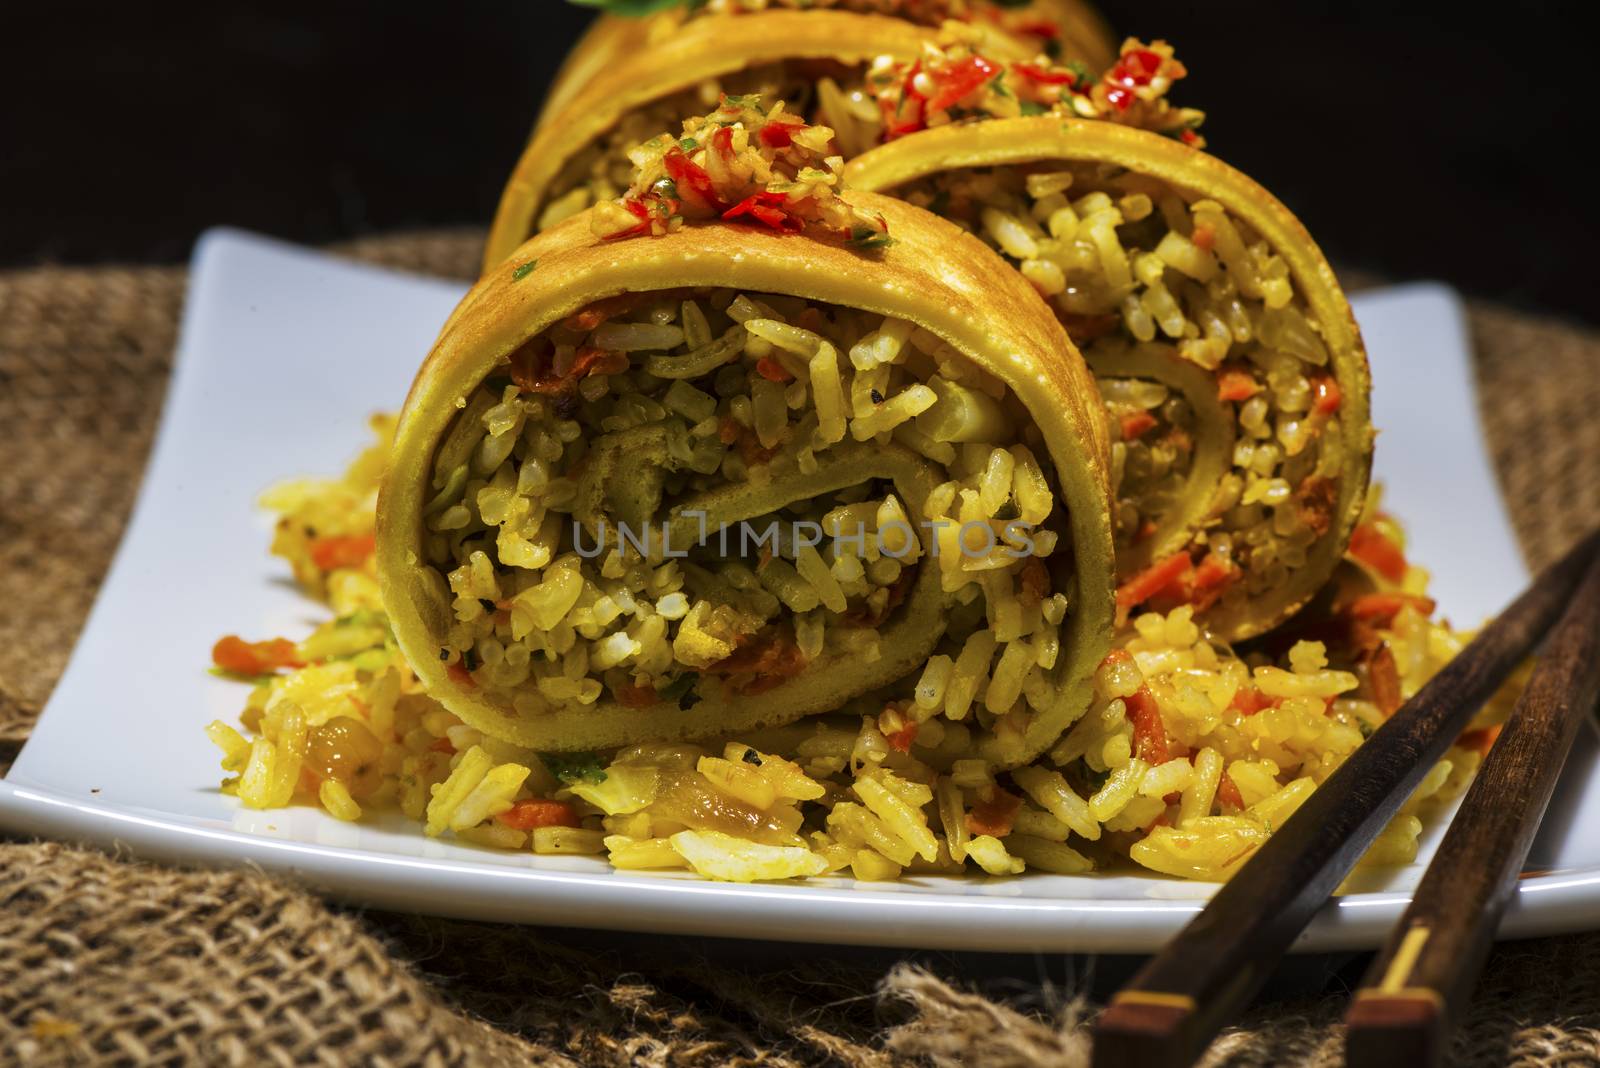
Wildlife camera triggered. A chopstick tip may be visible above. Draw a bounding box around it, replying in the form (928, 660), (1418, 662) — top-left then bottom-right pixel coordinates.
(1092, 992), (1197, 1068)
(1345, 989), (1446, 1068)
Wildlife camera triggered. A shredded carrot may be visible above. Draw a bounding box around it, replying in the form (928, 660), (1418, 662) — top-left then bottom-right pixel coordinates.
(755, 356), (794, 382)
(1230, 686), (1274, 716)
(1216, 369), (1259, 402)
(1116, 551), (1192, 620)
(612, 682), (660, 708)
(1125, 687), (1170, 764)
(1348, 522), (1408, 583)
(307, 532), (375, 571)
(212, 635), (303, 675)
(1217, 775), (1245, 812)
(1347, 592), (1436, 627)
(1119, 411), (1158, 440)
(496, 799), (580, 831)
(885, 721), (919, 753)
(964, 786), (1022, 837)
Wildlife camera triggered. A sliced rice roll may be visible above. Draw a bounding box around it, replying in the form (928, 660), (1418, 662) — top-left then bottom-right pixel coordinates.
(837, 38), (1374, 639)
(484, 6), (1115, 273)
(377, 193), (1114, 767)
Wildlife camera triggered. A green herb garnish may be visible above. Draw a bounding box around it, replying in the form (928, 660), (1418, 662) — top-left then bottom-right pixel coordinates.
(1020, 100), (1049, 116)
(848, 225), (895, 250)
(541, 751), (609, 785)
(511, 259), (538, 281)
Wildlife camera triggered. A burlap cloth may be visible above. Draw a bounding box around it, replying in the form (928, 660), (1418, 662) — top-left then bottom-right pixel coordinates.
(3, 232), (1599, 1067)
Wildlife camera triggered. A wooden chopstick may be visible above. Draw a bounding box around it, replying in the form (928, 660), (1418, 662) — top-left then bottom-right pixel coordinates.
(1091, 530), (1600, 1068)
(1343, 544), (1600, 1067)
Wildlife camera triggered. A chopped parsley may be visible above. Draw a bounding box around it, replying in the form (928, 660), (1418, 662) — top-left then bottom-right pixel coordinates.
(1020, 100), (1049, 116)
(678, 136), (699, 152)
(511, 259), (538, 281)
(540, 751), (608, 785)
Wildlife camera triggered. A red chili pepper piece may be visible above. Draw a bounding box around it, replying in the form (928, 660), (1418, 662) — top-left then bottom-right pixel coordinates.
(662, 146), (725, 213)
(1125, 687), (1171, 765)
(928, 54), (998, 112)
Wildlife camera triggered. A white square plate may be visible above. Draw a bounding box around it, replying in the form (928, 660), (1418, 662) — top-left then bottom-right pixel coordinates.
(4, 228), (1597, 952)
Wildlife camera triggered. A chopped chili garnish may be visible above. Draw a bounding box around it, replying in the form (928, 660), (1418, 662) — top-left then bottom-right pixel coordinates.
(964, 786), (1022, 837)
(1216, 369), (1260, 402)
(717, 417), (741, 445)
(1347, 592), (1437, 627)
(1014, 60), (1078, 86)
(1349, 522), (1408, 583)
(446, 662), (476, 688)
(427, 736), (455, 754)
(755, 356), (794, 382)
(1216, 775), (1245, 812)
(212, 635), (303, 676)
(927, 54), (999, 111)
(1120, 410), (1158, 440)
(1191, 223), (1216, 252)
(496, 799), (581, 831)
(885, 720), (919, 753)
(1125, 687), (1170, 764)
(662, 146), (726, 214)
(722, 191), (803, 232)
(307, 532), (375, 571)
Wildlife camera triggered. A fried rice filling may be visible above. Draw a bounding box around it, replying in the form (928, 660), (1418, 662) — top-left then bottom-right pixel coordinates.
(419, 287), (1075, 753)
(893, 162), (1347, 619)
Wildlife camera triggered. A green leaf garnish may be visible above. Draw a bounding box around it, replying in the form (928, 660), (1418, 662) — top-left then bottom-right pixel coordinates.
(848, 225), (895, 250)
(511, 259), (538, 281)
(541, 751), (609, 785)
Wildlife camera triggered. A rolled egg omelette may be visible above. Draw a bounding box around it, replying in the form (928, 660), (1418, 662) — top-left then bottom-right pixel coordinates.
(485, 7), (1120, 273)
(823, 38), (1377, 639)
(377, 194), (1115, 769)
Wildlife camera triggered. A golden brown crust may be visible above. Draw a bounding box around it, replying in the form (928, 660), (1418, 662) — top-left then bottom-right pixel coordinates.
(381, 194), (1114, 764)
(845, 117), (1374, 640)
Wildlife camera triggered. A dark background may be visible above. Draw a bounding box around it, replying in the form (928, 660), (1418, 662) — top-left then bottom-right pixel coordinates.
(5, 2), (1595, 325)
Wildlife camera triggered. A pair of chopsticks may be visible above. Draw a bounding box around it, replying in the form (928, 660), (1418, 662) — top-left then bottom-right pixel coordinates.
(1092, 530), (1600, 1068)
